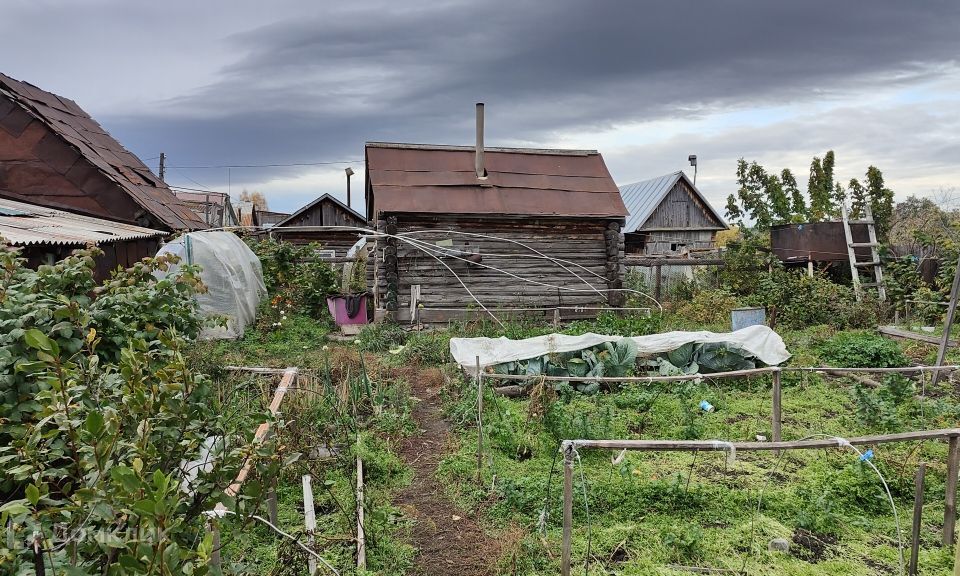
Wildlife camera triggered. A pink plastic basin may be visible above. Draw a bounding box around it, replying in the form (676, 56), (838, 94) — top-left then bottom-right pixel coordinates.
(326, 294), (370, 325)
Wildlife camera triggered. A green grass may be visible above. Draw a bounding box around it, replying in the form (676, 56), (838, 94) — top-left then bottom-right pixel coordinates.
(432, 322), (960, 576)
(192, 305), (960, 575)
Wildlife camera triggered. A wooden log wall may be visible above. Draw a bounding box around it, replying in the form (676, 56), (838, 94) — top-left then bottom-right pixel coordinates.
(374, 215), (622, 321)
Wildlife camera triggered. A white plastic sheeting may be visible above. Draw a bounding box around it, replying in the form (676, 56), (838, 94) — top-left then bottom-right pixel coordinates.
(450, 324), (791, 374)
(157, 231), (266, 339)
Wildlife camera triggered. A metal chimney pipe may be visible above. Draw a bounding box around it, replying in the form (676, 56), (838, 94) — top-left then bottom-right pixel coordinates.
(475, 102), (486, 179)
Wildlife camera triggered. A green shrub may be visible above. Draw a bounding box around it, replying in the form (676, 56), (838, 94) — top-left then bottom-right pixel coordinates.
(247, 238), (339, 319)
(671, 289), (739, 327)
(0, 247), (280, 573)
(748, 268), (883, 329)
(818, 331), (908, 368)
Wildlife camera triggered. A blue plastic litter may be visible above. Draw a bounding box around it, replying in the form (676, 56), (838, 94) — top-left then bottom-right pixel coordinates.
(699, 400), (715, 413)
(859, 449), (874, 461)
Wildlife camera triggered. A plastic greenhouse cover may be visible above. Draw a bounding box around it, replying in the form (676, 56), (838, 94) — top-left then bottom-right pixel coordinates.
(156, 231), (266, 339)
(450, 324), (791, 374)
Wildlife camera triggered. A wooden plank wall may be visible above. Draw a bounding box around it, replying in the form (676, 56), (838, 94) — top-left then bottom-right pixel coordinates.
(373, 215), (623, 321)
(639, 180), (723, 231)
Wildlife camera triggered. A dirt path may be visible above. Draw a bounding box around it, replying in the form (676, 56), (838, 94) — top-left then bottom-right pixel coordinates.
(395, 368), (502, 576)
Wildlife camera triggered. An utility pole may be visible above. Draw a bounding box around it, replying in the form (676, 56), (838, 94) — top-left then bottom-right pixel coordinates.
(158, 152), (166, 182)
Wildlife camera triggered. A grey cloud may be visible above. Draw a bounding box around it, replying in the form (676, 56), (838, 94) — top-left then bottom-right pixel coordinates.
(95, 0), (960, 192)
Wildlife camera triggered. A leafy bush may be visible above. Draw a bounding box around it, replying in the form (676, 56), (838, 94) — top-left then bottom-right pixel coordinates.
(817, 331), (908, 368)
(0, 247), (282, 573)
(748, 268), (883, 329)
(490, 339), (639, 394)
(247, 238), (339, 319)
(671, 289), (739, 327)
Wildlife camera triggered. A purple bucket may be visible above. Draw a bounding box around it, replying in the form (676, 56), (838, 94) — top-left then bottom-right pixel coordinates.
(326, 294), (370, 326)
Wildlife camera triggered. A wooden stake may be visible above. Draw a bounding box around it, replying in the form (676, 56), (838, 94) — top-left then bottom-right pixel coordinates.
(910, 463), (927, 576)
(209, 519), (221, 570)
(561, 446), (574, 576)
(934, 253), (960, 386)
(267, 482), (278, 526)
(946, 436), (960, 546)
(654, 265), (663, 301)
(477, 356), (483, 484)
(772, 370), (782, 447)
(302, 475), (317, 576)
(357, 452), (366, 570)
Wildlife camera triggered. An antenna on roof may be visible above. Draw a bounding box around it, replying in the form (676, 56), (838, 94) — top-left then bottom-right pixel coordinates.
(688, 154), (697, 185)
(476, 103), (487, 180)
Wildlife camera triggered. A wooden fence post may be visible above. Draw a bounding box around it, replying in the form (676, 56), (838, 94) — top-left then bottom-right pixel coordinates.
(561, 445), (574, 576)
(910, 463), (927, 576)
(302, 475), (317, 576)
(934, 253), (960, 386)
(209, 519), (221, 570)
(654, 265), (663, 301)
(476, 356), (483, 484)
(945, 436), (960, 546)
(772, 370), (782, 446)
(357, 453), (366, 570)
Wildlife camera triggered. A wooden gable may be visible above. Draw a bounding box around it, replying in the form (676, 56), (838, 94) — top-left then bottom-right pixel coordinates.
(639, 179), (725, 231)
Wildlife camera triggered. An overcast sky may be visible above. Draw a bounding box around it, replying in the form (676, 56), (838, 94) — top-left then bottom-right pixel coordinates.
(2, 0), (958, 215)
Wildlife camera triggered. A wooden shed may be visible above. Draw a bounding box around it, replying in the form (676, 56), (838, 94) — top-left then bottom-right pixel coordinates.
(172, 190), (238, 227)
(270, 193), (367, 256)
(0, 196), (165, 280)
(365, 138), (629, 323)
(618, 171), (726, 255)
(0, 73), (205, 232)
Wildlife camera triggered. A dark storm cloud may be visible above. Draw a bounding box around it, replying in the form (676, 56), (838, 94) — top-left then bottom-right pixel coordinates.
(103, 0), (960, 186)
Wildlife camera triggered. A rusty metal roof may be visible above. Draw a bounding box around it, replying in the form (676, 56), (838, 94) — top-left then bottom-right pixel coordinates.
(0, 73), (206, 231)
(0, 196), (166, 246)
(365, 142), (628, 218)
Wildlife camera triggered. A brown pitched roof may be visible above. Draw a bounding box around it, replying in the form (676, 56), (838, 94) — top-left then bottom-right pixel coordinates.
(0, 73), (206, 230)
(365, 142), (628, 219)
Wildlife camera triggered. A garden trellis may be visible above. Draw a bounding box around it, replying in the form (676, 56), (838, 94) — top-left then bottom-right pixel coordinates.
(471, 363), (960, 574)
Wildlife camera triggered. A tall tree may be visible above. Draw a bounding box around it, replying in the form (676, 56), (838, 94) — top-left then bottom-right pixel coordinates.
(724, 151), (895, 237)
(782, 168), (806, 219)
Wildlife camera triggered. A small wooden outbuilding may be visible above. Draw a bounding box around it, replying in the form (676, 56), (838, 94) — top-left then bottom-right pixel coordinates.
(270, 193), (366, 256)
(365, 137), (628, 323)
(618, 171), (726, 255)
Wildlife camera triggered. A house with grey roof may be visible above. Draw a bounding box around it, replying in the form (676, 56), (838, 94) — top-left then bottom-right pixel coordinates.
(618, 171), (726, 256)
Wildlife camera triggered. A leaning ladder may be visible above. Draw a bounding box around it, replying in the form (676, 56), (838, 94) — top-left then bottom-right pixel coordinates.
(841, 200), (886, 301)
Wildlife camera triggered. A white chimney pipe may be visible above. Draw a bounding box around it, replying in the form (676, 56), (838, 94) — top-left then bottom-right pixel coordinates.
(475, 102), (486, 179)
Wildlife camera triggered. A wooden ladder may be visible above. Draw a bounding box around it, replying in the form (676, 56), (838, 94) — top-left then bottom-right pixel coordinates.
(841, 199), (886, 302)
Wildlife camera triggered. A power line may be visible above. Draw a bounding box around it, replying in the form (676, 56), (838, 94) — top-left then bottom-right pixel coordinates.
(169, 185), (230, 196)
(167, 160), (362, 169)
(172, 168), (217, 192)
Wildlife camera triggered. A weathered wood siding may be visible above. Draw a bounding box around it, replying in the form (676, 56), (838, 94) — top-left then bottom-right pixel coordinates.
(629, 229), (716, 256)
(639, 180), (724, 232)
(373, 215), (624, 321)
(272, 198), (367, 255)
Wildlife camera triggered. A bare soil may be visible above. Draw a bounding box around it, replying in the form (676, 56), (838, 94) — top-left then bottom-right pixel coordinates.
(395, 368), (503, 576)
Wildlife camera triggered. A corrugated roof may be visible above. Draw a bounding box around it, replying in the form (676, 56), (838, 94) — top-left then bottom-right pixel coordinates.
(0, 196), (166, 246)
(0, 73), (206, 231)
(365, 142), (628, 218)
(619, 171), (726, 232)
